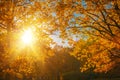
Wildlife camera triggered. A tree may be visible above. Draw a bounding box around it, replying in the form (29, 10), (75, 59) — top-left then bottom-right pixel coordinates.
(45, 46), (80, 80)
(76, 0), (120, 43)
(0, 0), (54, 79)
(74, 0), (120, 72)
(0, 0), (120, 79)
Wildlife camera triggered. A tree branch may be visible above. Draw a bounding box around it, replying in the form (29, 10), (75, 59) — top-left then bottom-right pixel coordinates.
(100, 10), (114, 36)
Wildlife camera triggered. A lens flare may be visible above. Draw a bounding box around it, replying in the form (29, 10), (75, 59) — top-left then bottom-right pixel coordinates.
(21, 29), (33, 44)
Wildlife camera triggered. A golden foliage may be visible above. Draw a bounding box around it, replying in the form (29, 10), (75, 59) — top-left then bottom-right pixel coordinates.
(0, 1), (120, 79)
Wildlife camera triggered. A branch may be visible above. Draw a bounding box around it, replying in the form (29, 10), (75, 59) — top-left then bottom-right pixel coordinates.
(87, 14), (110, 33)
(102, 8), (120, 30)
(87, 12), (102, 20)
(109, 16), (120, 30)
(108, 49), (120, 58)
(100, 10), (114, 36)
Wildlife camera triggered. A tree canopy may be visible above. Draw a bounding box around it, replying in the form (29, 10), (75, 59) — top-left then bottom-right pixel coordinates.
(0, 0), (120, 80)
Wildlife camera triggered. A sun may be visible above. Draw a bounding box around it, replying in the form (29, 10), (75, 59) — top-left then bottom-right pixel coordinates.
(21, 29), (33, 44)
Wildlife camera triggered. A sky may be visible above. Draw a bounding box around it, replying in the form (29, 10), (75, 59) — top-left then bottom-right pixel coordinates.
(49, 0), (87, 47)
